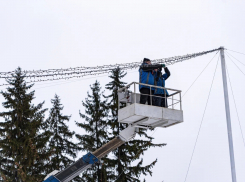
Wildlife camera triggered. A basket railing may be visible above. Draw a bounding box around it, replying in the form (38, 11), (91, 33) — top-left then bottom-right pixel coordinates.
(117, 82), (182, 111)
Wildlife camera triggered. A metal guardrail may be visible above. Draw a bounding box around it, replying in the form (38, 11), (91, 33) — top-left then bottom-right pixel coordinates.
(118, 82), (182, 110)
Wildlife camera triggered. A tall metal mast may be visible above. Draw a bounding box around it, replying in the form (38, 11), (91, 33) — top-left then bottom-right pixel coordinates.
(220, 47), (237, 182)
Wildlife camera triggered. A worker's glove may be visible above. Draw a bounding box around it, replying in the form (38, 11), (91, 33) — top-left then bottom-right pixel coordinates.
(161, 64), (166, 68)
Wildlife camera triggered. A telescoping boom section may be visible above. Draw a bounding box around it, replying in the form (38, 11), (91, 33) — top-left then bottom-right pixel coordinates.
(43, 126), (136, 182)
(43, 82), (183, 182)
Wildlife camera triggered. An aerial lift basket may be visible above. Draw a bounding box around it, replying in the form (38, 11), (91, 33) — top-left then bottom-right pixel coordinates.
(118, 82), (184, 128)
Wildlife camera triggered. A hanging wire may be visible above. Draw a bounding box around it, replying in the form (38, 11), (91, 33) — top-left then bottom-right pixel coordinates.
(0, 48), (221, 77)
(114, 128), (162, 182)
(33, 74), (112, 89)
(226, 59), (245, 150)
(114, 170), (124, 182)
(184, 55), (219, 182)
(227, 49), (245, 56)
(0, 48), (221, 86)
(33, 70), (138, 90)
(226, 51), (245, 67)
(182, 51), (219, 98)
(225, 54), (245, 77)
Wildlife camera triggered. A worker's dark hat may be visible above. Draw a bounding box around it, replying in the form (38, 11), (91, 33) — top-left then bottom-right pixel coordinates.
(143, 58), (151, 62)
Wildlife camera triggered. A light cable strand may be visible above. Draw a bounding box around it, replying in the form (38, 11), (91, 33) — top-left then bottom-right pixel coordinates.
(184, 56), (219, 182)
(114, 128), (161, 182)
(182, 51), (219, 98)
(226, 54), (245, 149)
(226, 54), (245, 78)
(0, 48), (221, 86)
(227, 49), (245, 56)
(226, 51), (245, 67)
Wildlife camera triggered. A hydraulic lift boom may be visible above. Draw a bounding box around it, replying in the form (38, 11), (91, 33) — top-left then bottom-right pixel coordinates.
(43, 126), (136, 182)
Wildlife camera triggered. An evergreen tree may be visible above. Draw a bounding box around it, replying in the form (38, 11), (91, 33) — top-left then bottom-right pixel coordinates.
(75, 80), (111, 182)
(46, 94), (81, 181)
(0, 67), (51, 182)
(105, 67), (166, 182)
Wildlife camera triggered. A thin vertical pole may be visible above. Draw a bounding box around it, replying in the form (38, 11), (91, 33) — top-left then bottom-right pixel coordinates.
(172, 95), (174, 109)
(220, 47), (237, 182)
(150, 86), (152, 105)
(164, 88), (166, 108)
(118, 90), (119, 110)
(180, 92), (182, 110)
(134, 82), (136, 104)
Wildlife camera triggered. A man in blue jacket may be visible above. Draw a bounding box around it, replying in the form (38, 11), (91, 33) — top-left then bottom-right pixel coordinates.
(153, 64), (170, 107)
(139, 58), (156, 105)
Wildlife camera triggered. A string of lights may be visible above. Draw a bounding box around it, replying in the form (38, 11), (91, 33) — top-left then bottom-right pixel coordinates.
(0, 70), (113, 86)
(0, 47), (221, 86)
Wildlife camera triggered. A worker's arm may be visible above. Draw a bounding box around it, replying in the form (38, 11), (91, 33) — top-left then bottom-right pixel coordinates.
(140, 64), (163, 71)
(162, 67), (170, 80)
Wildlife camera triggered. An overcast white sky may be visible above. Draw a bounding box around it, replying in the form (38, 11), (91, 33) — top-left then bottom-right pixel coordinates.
(0, 1), (245, 182)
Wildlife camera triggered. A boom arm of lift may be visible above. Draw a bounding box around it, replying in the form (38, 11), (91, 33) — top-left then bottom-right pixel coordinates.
(43, 125), (137, 182)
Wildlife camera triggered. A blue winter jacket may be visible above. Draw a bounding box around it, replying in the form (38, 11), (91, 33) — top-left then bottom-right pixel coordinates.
(139, 63), (155, 91)
(154, 68), (170, 95)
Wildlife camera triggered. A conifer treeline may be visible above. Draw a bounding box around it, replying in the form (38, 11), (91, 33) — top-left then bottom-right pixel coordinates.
(0, 67), (165, 182)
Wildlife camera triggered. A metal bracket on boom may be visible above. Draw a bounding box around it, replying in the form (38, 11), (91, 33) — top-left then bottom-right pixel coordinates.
(119, 125), (137, 142)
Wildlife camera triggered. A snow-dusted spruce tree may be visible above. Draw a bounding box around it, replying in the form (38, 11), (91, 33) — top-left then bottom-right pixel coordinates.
(105, 67), (166, 182)
(0, 67), (51, 182)
(76, 80), (111, 182)
(46, 94), (81, 181)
